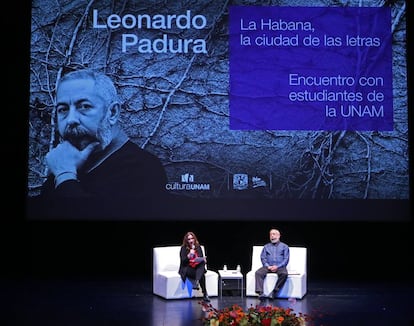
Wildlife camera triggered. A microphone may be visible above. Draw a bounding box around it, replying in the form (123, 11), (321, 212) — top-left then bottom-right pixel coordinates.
(189, 244), (196, 260)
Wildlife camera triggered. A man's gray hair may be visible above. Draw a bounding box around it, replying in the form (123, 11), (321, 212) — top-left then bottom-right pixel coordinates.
(58, 69), (119, 106)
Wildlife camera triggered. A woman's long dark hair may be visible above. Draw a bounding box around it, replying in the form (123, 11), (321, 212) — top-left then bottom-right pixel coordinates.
(182, 231), (200, 248)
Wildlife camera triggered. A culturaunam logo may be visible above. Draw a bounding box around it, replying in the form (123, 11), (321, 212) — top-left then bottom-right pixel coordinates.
(181, 173), (194, 183)
(165, 173), (211, 191)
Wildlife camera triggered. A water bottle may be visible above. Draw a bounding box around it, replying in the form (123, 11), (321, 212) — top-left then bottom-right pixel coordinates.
(236, 264), (241, 273)
(223, 264), (227, 271)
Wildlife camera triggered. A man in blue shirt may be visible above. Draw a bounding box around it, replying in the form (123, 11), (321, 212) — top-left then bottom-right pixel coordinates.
(255, 228), (289, 300)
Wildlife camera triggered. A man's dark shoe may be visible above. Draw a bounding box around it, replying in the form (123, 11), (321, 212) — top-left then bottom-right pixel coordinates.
(203, 294), (210, 302)
(270, 288), (279, 300)
(258, 293), (267, 301)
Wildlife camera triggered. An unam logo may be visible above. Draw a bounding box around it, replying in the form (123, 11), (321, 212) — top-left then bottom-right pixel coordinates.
(181, 173), (194, 183)
(233, 173), (248, 190)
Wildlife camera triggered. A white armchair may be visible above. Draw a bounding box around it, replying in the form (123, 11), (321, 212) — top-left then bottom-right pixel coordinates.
(245, 246), (307, 299)
(153, 245), (219, 299)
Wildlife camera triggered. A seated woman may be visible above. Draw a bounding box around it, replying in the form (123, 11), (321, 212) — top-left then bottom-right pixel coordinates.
(178, 231), (210, 302)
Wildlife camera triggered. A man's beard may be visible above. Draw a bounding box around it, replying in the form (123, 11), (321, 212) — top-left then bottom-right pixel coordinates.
(63, 119), (112, 151)
(96, 118), (112, 149)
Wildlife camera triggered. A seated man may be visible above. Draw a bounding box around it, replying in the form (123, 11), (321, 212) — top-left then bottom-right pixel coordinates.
(255, 228), (289, 300)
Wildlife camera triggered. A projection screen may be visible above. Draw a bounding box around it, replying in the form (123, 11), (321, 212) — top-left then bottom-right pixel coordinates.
(26, 0), (410, 221)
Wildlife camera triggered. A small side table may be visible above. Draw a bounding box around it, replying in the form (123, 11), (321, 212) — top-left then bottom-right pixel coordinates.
(218, 270), (243, 298)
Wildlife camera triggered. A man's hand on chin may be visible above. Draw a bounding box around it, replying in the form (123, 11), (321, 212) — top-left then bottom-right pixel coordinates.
(46, 140), (100, 175)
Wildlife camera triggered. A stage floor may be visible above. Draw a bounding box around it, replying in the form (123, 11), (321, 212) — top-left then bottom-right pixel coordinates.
(2, 277), (413, 326)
